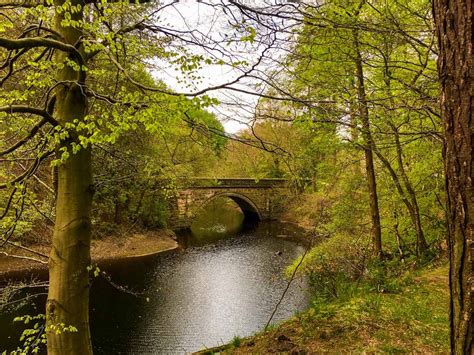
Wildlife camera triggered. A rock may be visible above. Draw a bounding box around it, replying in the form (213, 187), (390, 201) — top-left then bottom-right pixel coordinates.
(276, 251), (283, 256)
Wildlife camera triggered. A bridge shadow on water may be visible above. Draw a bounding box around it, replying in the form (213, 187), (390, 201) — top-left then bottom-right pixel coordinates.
(177, 196), (262, 248)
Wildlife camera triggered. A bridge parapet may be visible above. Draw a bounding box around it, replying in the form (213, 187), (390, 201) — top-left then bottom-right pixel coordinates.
(158, 178), (289, 189)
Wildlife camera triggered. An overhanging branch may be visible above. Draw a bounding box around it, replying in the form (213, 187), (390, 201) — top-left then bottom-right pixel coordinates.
(0, 0), (152, 7)
(0, 36), (84, 66)
(0, 105), (59, 126)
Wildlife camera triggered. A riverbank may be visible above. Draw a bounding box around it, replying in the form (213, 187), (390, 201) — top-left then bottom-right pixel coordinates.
(279, 194), (324, 232)
(0, 229), (179, 281)
(197, 264), (449, 354)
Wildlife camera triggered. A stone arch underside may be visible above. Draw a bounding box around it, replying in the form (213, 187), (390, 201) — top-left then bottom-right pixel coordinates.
(197, 192), (262, 223)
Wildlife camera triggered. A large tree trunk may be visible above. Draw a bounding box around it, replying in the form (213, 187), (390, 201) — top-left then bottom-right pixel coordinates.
(353, 30), (383, 258)
(433, 1), (473, 354)
(46, 1), (93, 354)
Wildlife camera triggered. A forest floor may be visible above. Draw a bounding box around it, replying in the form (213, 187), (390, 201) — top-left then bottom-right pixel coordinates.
(199, 264), (450, 354)
(0, 229), (178, 281)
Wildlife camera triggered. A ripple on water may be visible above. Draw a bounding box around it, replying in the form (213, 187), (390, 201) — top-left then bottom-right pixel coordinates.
(0, 222), (310, 354)
(90, 223), (310, 354)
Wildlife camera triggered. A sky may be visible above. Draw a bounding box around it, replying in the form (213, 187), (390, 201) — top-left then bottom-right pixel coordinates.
(151, 0), (299, 133)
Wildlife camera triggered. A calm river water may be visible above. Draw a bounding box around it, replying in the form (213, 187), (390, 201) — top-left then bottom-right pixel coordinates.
(2, 200), (310, 354)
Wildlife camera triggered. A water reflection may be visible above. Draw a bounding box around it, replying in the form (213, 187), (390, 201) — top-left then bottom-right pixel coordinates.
(189, 197), (244, 245)
(0, 200), (310, 354)
(90, 222), (310, 354)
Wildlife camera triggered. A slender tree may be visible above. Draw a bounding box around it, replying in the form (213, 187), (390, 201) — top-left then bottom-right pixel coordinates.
(353, 26), (383, 258)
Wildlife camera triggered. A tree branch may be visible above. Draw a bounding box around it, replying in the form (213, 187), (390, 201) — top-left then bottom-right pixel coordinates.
(0, 105), (58, 126)
(0, 118), (47, 156)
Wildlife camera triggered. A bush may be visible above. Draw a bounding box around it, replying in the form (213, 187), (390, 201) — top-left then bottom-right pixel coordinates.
(288, 232), (428, 304)
(136, 193), (168, 228)
(288, 233), (372, 301)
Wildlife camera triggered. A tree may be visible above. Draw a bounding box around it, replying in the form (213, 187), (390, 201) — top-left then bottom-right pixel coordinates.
(272, 0), (440, 257)
(352, 22), (383, 258)
(0, 1), (273, 353)
(433, 1), (473, 353)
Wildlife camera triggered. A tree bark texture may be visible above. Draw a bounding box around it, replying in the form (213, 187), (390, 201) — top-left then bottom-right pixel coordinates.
(433, 1), (473, 353)
(46, 1), (93, 354)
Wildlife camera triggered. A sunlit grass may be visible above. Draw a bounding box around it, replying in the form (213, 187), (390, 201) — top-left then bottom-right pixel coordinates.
(218, 264), (449, 354)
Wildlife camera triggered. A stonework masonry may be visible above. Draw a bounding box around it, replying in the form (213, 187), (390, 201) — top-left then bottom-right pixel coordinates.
(166, 178), (290, 229)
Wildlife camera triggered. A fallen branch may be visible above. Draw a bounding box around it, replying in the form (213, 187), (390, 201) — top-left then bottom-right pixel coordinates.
(0, 251), (47, 264)
(0, 238), (49, 259)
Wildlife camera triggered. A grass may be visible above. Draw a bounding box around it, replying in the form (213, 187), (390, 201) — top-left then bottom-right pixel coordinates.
(231, 336), (242, 348)
(217, 264), (450, 354)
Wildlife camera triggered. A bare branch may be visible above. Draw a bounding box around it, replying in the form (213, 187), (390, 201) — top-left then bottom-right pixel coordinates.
(0, 105), (58, 126)
(0, 36), (84, 65)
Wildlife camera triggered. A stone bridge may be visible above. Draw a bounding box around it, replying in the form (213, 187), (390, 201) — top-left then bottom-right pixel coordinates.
(166, 178), (291, 229)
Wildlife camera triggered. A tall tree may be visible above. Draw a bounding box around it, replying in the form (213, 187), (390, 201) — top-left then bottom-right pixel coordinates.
(352, 25), (383, 258)
(0, 1), (273, 353)
(45, 1), (92, 352)
(433, 1), (473, 353)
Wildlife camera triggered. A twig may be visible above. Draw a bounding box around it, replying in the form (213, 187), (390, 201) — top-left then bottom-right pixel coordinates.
(0, 238), (49, 259)
(0, 251), (47, 264)
(264, 229), (315, 330)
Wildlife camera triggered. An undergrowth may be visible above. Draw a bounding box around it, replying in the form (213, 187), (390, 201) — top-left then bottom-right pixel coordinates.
(221, 232), (450, 354)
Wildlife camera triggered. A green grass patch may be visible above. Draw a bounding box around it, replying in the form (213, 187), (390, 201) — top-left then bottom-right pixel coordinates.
(226, 264), (449, 354)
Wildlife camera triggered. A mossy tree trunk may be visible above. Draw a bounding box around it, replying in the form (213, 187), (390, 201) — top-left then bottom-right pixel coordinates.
(46, 1), (93, 354)
(433, 1), (473, 353)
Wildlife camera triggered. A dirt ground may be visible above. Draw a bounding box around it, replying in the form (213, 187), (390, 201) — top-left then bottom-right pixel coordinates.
(0, 229), (178, 281)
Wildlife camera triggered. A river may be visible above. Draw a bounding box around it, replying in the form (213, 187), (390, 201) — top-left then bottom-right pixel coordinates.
(1, 199), (310, 354)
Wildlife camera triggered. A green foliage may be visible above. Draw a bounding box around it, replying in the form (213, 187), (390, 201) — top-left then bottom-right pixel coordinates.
(86, 264), (101, 278)
(9, 314), (77, 354)
(289, 231), (438, 306)
(217, 0), (443, 262)
(136, 193), (168, 229)
(4, 311), (83, 354)
(238, 266), (448, 353)
(288, 233), (371, 302)
(299, 264), (448, 352)
(0, 1), (231, 247)
(231, 336), (242, 348)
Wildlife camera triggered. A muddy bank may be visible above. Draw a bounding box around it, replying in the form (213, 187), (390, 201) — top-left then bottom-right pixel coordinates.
(0, 229), (178, 282)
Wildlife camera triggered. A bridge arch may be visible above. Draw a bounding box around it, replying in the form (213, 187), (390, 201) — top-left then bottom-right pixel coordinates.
(195, 192), (262, 224)
(167, 178), (292, 229)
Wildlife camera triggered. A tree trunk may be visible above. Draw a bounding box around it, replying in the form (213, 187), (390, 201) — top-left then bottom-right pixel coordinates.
(433, 1), (473, 353)
(373, 146), (421, 254)
(393, 210), (405, 261)
(353, 30), (383, 258)
(46, 1), (93, 354)
(392, 127), (429, 255)
(380, 46), (429, 256)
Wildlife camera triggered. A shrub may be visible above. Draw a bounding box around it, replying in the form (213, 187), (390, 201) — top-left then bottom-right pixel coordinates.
(288, 233), (372, 301)
(137, 193), (168, 228)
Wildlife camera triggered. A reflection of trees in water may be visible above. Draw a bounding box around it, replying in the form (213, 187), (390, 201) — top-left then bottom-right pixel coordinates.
(190, 197), (244, 240)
